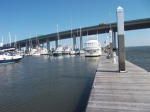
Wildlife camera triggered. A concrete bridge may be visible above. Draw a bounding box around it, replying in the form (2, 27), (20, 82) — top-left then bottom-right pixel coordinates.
(8, 18), (150, 51)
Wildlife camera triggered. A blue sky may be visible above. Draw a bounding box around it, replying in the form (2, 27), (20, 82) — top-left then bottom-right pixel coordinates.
(0, 0), (150, 47)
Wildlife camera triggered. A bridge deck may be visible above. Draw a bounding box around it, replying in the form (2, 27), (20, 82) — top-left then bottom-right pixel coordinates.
(86, 54), (150, 112)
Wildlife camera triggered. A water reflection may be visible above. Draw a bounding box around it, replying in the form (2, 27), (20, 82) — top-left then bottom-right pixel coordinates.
(0, 55), (100, 112)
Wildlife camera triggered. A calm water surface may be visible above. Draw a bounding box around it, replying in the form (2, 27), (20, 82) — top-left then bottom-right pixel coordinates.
(125, 46), (150, 72)
(0, 55), (100, 112)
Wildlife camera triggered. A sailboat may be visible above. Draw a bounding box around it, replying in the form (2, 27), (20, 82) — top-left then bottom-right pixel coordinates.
(69, 16), (76, 55)
(53, 24), (63, 56)
(32, 31), (41, 56)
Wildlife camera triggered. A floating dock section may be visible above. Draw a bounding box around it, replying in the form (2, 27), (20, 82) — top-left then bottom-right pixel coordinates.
(86, 54), (150, 112)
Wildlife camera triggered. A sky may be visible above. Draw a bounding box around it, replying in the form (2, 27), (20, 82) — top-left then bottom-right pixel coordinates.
(0, 0), (150, 48)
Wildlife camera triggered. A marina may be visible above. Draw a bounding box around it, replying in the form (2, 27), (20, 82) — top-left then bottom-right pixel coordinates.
(0, 46), (150, 112)
(0, 1), (150, 111)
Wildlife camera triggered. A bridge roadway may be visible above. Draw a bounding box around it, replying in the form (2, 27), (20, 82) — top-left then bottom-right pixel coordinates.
(86, 53), (150, 112)
(11, 18), (150, 47)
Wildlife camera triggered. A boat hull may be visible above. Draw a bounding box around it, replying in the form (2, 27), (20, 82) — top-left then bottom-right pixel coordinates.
(0, 57), (22, 64)
(62, 52), (70, 55)
(53, 52), (62, 56)
(40, 53), (49, 55)
(85, 49), (101, 57)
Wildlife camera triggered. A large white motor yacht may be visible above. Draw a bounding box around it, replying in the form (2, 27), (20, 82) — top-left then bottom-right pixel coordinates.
(84, 38), (101, 57)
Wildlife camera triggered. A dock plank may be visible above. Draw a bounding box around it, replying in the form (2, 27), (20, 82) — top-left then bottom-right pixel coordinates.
(86, 54), (150, 112)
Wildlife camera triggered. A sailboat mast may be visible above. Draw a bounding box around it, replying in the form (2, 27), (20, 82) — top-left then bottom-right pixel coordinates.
(9, 31), (11, 46)
(15, 34), (17, 48)
(29, 30), (31, 51)
(71, 16), (73, 48)
(57, 24), (59, 46)
(36, 31), (38, 48)
(80, 26), (81, 50)
(2, 36), (3, 45)
(109, 12), (111, 30)
(71, 16), (72, 38)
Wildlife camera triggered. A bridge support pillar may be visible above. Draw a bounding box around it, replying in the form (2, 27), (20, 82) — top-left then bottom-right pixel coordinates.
(117, 6), (126, 72)
(33, 43), (36, 49)
(46, 38), (50, 51)
(26, 42), (29, 51)
(80, 36), (83, 50)
(55, 40), (58, 49)
(73, 34), (76, 50)
(80, 27), (83, 50)
(19, 44), (21, 51)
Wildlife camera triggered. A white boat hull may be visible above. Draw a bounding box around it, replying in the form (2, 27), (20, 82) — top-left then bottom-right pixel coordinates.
(85, 49), (101, 57)
(70, 51), (75, 55)
(0, 55), (22, 63)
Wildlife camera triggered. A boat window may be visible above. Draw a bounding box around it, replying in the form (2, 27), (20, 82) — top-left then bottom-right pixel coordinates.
(85, 43), (98, 47)
(0, 52), (3, 55)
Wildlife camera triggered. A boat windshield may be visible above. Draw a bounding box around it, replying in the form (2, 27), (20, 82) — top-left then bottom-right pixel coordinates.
(3, 52), (14, 56)
(85, 43), (98, 48)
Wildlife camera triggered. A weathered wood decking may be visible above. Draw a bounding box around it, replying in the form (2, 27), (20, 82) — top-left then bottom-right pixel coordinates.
(86, 54), (150, 112)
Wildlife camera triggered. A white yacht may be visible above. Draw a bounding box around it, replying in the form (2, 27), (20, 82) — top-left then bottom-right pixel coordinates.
(70, 50), (75, 55)
(40, 47), (48, 55)
(84, 38), (102, 57)
(31, 49), (40, 56)
(0, 46), (22, 64)
(62, 45), (72, 55)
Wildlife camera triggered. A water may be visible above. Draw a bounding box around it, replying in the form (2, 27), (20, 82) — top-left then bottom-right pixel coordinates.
(0, 46), (149, 112)
(0, 55), (100, 112)
(125, 46), (150, 72)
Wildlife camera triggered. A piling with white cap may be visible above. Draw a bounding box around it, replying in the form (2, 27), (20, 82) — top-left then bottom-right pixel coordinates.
(117, 6), (126, 72)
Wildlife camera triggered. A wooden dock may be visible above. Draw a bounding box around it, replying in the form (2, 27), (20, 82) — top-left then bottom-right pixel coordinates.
(86, 54), (150, 112)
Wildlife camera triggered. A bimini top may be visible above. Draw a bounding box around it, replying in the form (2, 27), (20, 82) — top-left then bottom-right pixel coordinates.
(0, 46), (15, 51)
